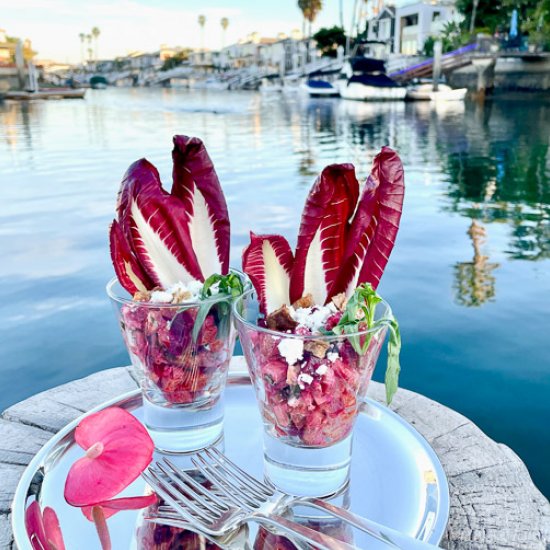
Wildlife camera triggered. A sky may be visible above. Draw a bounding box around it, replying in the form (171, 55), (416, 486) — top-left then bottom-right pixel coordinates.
(0, 0), (365, 64)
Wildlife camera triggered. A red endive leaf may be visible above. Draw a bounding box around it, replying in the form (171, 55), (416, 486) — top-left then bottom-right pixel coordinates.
(120, 159), (204, 286)
(81, 495), (157, 521)
(328, 147), (404, 297)
(64, 407), (154, 507)
(289, 164), (359, 304)
(109, 220), (153, 294)
(242, 232), (294, 314)
(171, 135), (230, 277)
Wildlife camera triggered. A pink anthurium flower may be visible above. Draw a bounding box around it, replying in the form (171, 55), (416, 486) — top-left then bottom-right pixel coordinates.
(25, 501), (66, 550)
(64, 407), (156, 550)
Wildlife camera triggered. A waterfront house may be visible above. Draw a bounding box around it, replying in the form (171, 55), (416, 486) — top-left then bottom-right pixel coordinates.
(365, 6), (396, 56)
(394, 0), (460, 54)
(0, 29), (12, 65)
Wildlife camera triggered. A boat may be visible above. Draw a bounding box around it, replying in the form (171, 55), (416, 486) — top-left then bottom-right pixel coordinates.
(90, 75), (108, 90)
(5, 88), (86, 100)
(337, 57), (406, 101)
(300, 68), (341, 97)
(300, 78), (340, 97)
(260, 76), (283, 94)
(407, 82), (467, 101)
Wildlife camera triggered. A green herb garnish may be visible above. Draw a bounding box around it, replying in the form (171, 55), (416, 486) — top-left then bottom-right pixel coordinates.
(201, 273), (244, 300)
(192, 273), (245, 343)
(332, 283), (402, 405)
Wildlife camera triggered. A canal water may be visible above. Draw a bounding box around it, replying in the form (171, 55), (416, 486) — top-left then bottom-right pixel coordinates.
(0, 88), (548, 497)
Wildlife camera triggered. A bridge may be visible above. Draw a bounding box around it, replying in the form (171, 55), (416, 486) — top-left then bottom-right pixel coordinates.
(389, 41), (550, 89)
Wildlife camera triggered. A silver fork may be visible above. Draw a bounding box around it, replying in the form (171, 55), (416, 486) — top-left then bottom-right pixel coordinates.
(188, 448), (439, 550)
(145, 514), (252, 550)
(142, 463), (357, 550)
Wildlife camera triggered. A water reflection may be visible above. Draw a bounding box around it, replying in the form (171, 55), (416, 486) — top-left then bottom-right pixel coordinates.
(454, 220), (499, 307)
(0, 89), (549, 498)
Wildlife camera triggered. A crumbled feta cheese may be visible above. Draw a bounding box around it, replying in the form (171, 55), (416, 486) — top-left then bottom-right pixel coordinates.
(278, 338), (304, 366)
(316, 364), (328, 376)
(187, 280), (204, 296)
(289, 304), (335, 332)
(288, 397), (300, 408)
(326, 352), (339, 363)
(297, 373), (313, 388)
(150, 290), (173, 303)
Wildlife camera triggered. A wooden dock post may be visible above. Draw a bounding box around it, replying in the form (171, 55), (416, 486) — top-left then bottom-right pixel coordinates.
(472, 57), (496, 99)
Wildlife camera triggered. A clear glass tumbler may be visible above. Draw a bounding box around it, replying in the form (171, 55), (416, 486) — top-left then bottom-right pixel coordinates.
(234, 290), (390, 497)
(108, 277), (241, 453)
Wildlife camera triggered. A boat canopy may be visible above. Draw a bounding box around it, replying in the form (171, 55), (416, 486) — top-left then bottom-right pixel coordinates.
(90, 75), (108, 86)
(306, 79), (335, 89)
(350, 57), (386, 74)
(348, 73), (400, 88)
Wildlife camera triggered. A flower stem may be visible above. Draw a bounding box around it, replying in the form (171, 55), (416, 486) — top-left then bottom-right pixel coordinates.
(91, 506), (111, 550)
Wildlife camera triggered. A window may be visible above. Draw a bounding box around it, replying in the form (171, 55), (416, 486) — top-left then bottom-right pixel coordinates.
(432, 11), (441, 22)
(379, 19), (391, 40)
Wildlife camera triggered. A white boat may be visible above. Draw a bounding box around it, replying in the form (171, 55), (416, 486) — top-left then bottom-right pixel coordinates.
(260, 77), (283, 94)
(338, 57), (407, 101)
(300, 78), (340, 97)
(407, 83), (467, 101)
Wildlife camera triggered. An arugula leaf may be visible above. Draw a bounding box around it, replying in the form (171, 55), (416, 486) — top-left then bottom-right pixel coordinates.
(192, 301), (214, 343)
(332, 283), (402, 405)
(201, 272), (244, 300)
(192, 273), (245, 343)
(384, 319), (401, 405)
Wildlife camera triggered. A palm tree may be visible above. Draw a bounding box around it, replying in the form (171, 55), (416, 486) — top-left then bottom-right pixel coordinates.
(78, 32), (85, 64)
(91, 27), (100, 61)
(198, 14), (206, 52)
(221, 17), (229, 48)
(85, 34), (92, 62)
(297, 0), (323, 37)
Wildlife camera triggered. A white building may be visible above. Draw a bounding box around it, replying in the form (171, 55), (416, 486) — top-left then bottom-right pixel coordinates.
(394, 1), (460, 54)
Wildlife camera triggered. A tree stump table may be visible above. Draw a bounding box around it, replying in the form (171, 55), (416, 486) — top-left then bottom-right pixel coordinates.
(1, 357), (549, 549)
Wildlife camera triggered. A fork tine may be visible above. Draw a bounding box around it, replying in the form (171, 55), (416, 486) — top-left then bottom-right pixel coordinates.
(157, 460), (229, 514)
(151, 465), (227, 521)
(203, 448), (274, 498)
(143, 468), (217, 524)
(197, 451), (266, 504)
(142, 470), (209, 528)
(191, 455), (259, 510)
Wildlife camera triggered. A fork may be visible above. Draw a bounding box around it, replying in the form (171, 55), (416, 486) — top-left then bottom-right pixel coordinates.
(188, 448), (438, 550)
(143, 464), (358, 550)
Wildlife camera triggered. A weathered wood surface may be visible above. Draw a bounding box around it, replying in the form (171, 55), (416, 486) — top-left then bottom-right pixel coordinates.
(1, 358), (549, 549)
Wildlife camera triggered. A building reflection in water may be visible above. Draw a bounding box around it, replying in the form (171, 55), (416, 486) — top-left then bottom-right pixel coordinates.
(454, 220), (499, 307)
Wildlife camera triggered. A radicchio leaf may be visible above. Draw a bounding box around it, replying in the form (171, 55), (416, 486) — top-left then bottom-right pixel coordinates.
(171, 135), (230, 278)
(328, 147), (404, 298)
(109, 220), (153, 295)
(242, 232), (294, 314)
(119, 159), (204, 287)
(289, 164), (359, 305)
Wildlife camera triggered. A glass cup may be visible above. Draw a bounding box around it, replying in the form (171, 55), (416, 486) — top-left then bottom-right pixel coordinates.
(234, 289), (390, 497)
(108, 273), (246, 453)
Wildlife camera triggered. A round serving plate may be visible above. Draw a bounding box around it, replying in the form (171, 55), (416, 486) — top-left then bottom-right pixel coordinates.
(12, 371), (449, 549)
